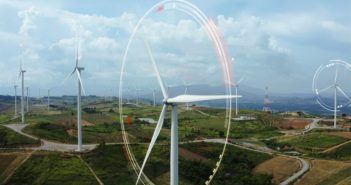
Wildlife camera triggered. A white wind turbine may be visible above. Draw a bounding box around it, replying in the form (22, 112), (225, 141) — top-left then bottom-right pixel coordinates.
(313, 60), (351, 129)
(135, 88), (141, 106)
(183, 81), (191, 110)
(19, 58), (26, 124)
(231, 76), (244, 116)
(136, 41), (241, 185)
(61, 35), (86, 152)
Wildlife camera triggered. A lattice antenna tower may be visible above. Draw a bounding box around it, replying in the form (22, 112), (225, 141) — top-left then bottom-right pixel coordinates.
(263, 86), (272, 112)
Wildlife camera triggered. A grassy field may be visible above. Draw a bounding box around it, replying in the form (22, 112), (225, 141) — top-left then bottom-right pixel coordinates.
(230, 120), (283, 139)
(317, 142), (351, 160)
(0, 125), (39, 147)
(23, 122), (77, 143)
(318, 166), (351, 185)
(295, 159), (351, 185)
(127, 142), (273, 184)
(23, 122), (124, 144)
(277, 133), (347, 152)
(254, 155), (300, 184)
(7, 152), (98, 185)
(0, 114), (12, 123)
(0, 152), (29, 184)
(82, 144), (134, 185)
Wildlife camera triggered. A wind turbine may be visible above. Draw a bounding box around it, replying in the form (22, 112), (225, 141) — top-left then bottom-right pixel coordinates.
(183, 81), (191, 110)
(61, 34), (86, 152)
(135, 88), (141, 106)
(313, 60), (351, 129)
(136, 41), (241, 185)
(231, 76), (244, 116)
(14, 85), (17, 117)
(19, 59), (26, 124)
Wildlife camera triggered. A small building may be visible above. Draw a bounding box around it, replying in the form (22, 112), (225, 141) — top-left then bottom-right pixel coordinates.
(137, 118), (157, 124)
(232, 116), (256, 121)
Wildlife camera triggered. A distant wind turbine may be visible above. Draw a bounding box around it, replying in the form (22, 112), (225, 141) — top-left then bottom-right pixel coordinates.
(135, 88), (141, 106)
(231, 76), (245, 116)
(19, 57), (26, 124)
(183, 81), (191, 110)
(14, 85), (17, 117)
(136, 41), (241, 185)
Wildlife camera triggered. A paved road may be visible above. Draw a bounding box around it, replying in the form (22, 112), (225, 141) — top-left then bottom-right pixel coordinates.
(4, 123), (97, 152)
(279, 157), (309, 185)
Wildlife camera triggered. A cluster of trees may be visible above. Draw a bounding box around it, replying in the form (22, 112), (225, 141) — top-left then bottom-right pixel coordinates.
(0, 129), (8, 146)
(83, 107), (102, 114)
(263, 139), (292, 151)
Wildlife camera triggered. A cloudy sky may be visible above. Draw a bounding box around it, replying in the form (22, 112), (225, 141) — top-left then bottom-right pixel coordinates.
(0, 0), (350, 97)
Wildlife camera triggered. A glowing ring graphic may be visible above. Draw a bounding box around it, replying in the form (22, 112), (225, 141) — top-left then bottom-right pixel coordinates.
(312, 59), (351, 112)
(118, 1), (234, 184)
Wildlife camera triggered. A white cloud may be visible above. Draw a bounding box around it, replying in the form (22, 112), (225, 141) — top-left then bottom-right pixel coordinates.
(18, 6), (39, 37)
(0, 1), (350, 95)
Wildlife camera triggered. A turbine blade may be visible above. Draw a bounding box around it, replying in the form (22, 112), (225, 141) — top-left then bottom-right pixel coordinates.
(144, 40), (168, 99)
(136, 104), (167, 185)
(237, 76), (245, 85)
(317, 85), (334, 94)
(167, 94), (241, 103)
(76, 70), (86, 96)
(75, 28), (80, 67)
(57, 69), (76, 88)
(337, 86), (351, 102)
(76, 48), (79, 67)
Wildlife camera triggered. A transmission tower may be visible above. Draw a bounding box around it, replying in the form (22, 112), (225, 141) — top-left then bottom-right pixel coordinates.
(262, 86), (272, 112)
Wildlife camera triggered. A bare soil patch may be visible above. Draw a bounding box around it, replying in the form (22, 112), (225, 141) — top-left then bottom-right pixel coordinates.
(67, 128), (77, 137)
(254, 156), (300, 185)
(279, 118), (311, 130)
(325, 132), (351, 139)
(179, 147), (207, 161)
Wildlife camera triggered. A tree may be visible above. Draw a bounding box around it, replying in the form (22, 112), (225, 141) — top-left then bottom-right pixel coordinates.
(0, 130), (7, 146)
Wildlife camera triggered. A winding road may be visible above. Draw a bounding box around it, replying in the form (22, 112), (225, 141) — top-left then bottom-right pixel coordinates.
(3, 124), (97, 152)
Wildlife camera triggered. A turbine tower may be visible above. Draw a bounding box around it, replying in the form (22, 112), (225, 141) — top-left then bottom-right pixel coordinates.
(62, 34), (86, 152)
(14, 85), (17, 117)
(136, 41), (241, 185)
(262, 87), (271, 112)
(26, 87), (29, 113)
(19, 62), (26, 124)
(231, 76), (244, 116)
